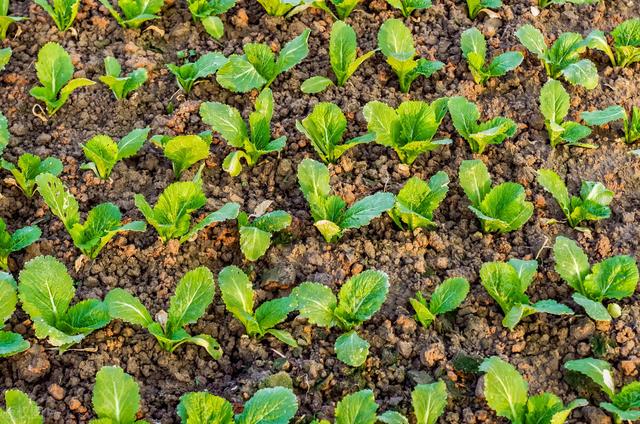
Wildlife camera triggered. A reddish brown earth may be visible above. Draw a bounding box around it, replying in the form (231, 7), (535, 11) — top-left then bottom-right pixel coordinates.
(1, 0), (640, 422)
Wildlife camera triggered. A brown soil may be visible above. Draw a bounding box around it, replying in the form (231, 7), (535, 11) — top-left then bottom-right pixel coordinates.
(1, 0), (640, 422)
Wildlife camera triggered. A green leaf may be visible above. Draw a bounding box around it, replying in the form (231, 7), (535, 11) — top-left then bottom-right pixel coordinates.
(340, 192), (395, 230)
(117, 128), (150, 160)
(0, 47), (11, 72)
(59, 299), (110, 334)
(479, 356), (528, 423)
(0, 110), (8, 156)
(474, 182), (533, 233)
(612, 381), (640, 412)
(410, 293), (436, 328)
(516, 24), (547, 58)
(167, 267), (215, 335)
(461, 27), (487, 66)
(160, 135), (211, 178)
(218, 265), (256, 330)
(480, 261), (529, 315)
(458, 159), (491, 207)
(0, 389), (42, 424)
(429, 277), (469, 315)
(378, 18), (415, 61)
(334, 270), (389, 327)
(564, 357), (616, 398)
(553, 236), (590, 293)
(412, 381), (448, 424)
(334, 390), (378, 424)
(199, 102), (248, 148)
(235, 387), (298, 424)
(177, 392), (233, 424)
(448, 97), (515, 153)
(583, 255), (638, 301)
(525, 393), (587, 424)
(300, 76), (333, 94)
(600, 402), (640, 421)
(297, 158), (331, 206)
(537, 169), (571, 217)
(18, 256), (74, 324)
(254, 297), (295, 332)
(276, 28), (311, 74)
(572, 293), (611, 321)
(334, 330), (369, 367)
(202, 16), (224, 39)
(99, 56), (148, 100)
(180, 201), (240, 244)
(0, 274), (16, 322)
(581, 105), (627, 126)
(291, 282), (337, 328)
(82, 135), (118, 179)
(296, 102), (349, 163)
(216, 54), (267, 93)
(488, 52), (523, 77)
(104, 288), (153, 328)
(168, 52), (227, 93)
(2, 153), (63, 198)
(239, 226), (272, 262)
(561, 59), (599, 90)
(92, 366), (141, 423)
(0, 331), (29, 358)
(377, 411), (408, 424)
(35, 173), (80, 229)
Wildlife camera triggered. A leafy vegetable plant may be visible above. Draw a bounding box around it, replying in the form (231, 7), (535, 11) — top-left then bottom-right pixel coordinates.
(36, 173), (146, 259)
(134, 173), (239, 243)
(459, 159), (533, 233)
(586, 18), (640, 68)
(312, 382), (448, 424)
(150, 133), (211, 179)
(581, 105), (640, 144)
(480, 259), (573, 330)
(0, 389), (43, 422)
(1, 153), (63, 197)
(301, 21), (374, 93)
(538, 0), (598, 8)
(377, 19), (444, 93)
(218, 266), (297, 346)
(0, 1), (26, 40)
(177, 387), (298, 424)
(0, 47), (11, 71)
(200, 88), (286, 176)
(388, 173), (449, 231)
(448, 96), (517, 154)
(516, 25), (599, 89)
(217, 29), (311, 93)
(18, 256), (111, 352)
(386, 0), (431, 17)
(186, 0), (236, 39)
(297, 159), (394, 242)
(466, 0), (502, 19)
(539, 79), (593, 148)
(565, 357), (640, 422)
(34, 0), (79, 31)
(363, 99), (451, 164)
(105, 267), (222, 359)
(98, 0), (163, 28)
(99, 56), (148, 100)
(553, 236), (639, 321)
(296, 102), (373, 163)
(30, 42), (95, 116)
(81, 128), (149, 180)
(537, 169), (613, 228)
(0, 272), (30, 357)
(0, 219), (40, 271)
(167, 52), (227, 94)
(461, 27), (523, 85)
(237, 208), (291, 261)
(291, 269), (389, 366)
(91, 366), (146, 424)
(411, 277), (469, 329)
(480, 356), (587, 423)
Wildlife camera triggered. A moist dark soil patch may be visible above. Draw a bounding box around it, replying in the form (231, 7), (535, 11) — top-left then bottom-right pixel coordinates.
(1, 0), (640, 422)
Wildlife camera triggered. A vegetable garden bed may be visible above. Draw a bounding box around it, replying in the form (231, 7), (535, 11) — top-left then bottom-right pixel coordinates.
(1, 0), (640, 422)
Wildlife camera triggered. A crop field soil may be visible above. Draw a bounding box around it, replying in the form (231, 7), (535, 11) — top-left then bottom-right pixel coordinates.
(1, 0), (640, 422)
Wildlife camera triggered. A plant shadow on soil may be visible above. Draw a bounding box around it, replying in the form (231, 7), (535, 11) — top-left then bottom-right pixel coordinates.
(1, 0), (640, 422)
